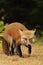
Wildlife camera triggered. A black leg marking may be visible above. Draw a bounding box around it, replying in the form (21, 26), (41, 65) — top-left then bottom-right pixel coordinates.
(16, 45), (22, 57)
(9, 39), (16, 56)
(11, 46), (14, 55)
(28, 45), (32, 54)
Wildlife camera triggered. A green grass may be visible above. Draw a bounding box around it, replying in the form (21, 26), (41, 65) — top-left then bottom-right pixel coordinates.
(34, 36), (43, 45)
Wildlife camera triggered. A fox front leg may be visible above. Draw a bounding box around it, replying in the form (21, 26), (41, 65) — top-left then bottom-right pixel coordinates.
(28, 44), (32, 55)
(16, 45), (22, 57)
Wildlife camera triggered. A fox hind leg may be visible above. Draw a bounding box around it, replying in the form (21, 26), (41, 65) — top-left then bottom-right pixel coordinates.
(16, 45), (22, 57)
(9, 38), (16, 56)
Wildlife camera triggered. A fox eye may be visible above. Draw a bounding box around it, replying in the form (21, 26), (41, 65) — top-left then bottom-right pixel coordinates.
(23, 38), (27, 41)
(29, 38), (33, 42)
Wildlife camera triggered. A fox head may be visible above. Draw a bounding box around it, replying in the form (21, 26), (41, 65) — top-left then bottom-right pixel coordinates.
(19, 29), (36, 46)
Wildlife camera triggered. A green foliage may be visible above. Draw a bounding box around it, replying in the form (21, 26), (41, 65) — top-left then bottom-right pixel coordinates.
(0, 40), (2, 48)
(4, 23), (8, 28)
(0, 21), (4, 33)
(35, 36), (43, 45)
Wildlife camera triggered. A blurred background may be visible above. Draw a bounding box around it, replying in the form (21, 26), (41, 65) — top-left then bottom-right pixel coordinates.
(0, 0), (43, 44)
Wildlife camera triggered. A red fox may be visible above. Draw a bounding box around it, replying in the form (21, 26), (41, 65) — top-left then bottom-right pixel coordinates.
(2, 22), (35, 57)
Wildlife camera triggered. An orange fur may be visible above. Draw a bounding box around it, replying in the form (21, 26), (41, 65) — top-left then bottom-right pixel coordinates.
(3, 24), (21, 46)
(22, 30), (35, 39)
(3, 22), (28, 45)
(9, 22), (28, 31)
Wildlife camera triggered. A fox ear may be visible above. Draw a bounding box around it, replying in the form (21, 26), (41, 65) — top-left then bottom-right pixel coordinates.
(33, 29), (36, 33)
(19, 29), (23, 35)
(34, 29), (36, 31)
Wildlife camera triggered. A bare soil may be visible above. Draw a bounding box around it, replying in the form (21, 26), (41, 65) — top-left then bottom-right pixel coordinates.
(0, 44), (43, 65)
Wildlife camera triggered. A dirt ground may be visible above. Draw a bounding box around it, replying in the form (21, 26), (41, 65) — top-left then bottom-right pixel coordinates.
(0, 44), (43, 65)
